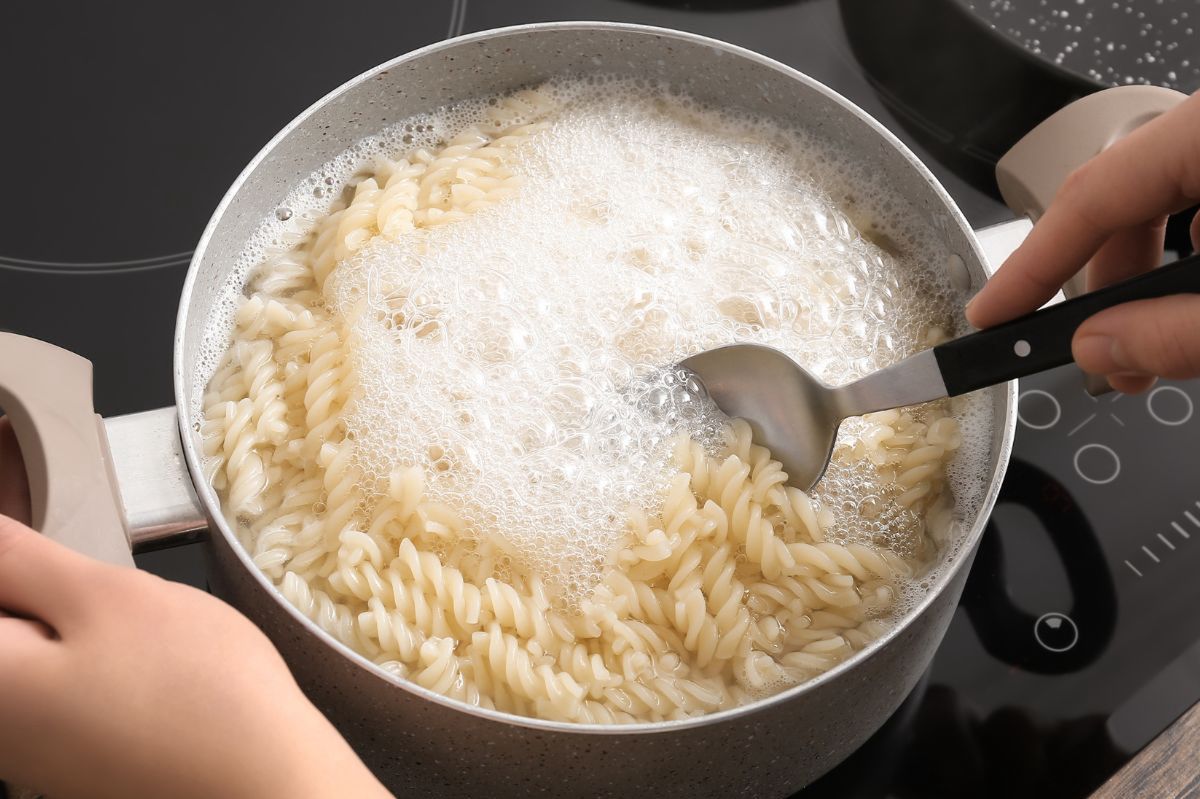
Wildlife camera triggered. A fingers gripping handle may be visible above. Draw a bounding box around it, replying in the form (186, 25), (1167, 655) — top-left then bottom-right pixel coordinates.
(996, 84), (1189, 224)
(936, 252), (1200, 395)
(995, 84), (1189, 395)
(0, 333), (134, 567)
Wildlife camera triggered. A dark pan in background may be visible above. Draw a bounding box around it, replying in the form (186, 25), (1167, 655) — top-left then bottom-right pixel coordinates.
(840, 0), (1198, 253)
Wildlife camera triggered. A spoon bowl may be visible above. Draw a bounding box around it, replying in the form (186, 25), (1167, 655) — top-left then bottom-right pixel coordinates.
(682, 343), (945, 490)
(681, 250), (1200, 491)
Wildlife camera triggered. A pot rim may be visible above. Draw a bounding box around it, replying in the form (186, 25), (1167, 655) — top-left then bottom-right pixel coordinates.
(174, 19), (1017, 736)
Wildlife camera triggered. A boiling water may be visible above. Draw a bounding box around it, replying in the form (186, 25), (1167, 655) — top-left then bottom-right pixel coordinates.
(196, 78), (993, 612)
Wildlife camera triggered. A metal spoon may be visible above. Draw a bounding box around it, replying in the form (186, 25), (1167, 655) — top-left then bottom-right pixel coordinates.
(681, 252), (1200, 490)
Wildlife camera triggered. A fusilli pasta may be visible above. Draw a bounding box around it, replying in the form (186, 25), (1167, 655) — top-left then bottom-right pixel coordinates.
(201, 85), (965, 724)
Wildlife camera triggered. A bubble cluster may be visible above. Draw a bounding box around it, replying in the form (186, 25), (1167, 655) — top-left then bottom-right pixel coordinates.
(318, 84), (974, 606)
(196, 77), (996, 614)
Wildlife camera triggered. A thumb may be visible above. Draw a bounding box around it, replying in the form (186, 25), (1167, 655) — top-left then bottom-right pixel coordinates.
(1073, 294), (1200, 385)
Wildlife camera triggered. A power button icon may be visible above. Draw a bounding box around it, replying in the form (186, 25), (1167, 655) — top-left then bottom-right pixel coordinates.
(1034, 612), (1079, 653)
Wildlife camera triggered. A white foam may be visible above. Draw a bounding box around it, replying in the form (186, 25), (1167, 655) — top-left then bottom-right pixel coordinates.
(195, 78), (995, 615)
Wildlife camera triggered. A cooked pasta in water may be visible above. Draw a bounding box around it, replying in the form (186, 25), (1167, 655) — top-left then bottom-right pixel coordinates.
(197, 79), (991, 723)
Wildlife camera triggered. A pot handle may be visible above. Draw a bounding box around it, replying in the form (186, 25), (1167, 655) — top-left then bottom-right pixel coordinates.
(994, 84), (1189, 394)
(0, 332), (134, 567)
(996, 84), (1189, 253)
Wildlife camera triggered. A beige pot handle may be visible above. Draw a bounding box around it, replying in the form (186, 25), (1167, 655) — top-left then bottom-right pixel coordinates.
(996, 84), (1189, 246)
(995, 84), (1189, 394)
(0, 332), (134, 567)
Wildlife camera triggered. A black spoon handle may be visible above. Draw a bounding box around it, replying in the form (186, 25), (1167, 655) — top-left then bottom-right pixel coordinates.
(934, 253), (1200, 396)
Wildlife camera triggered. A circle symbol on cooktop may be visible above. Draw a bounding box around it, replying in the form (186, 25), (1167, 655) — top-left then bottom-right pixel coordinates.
(1033, 612), (1079, 653)
(1146, 385), (1194, 427)
(1073, 443), (1120, 485)
(1017, 389), (1061, 430)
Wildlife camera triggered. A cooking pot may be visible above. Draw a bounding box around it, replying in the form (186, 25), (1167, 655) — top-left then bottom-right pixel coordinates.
(0, 23), (1186, 797)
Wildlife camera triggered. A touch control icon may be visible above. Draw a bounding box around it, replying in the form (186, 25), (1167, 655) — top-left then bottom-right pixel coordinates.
(1073, 443), (1120, 485)
(1033, 612), (1079, 653)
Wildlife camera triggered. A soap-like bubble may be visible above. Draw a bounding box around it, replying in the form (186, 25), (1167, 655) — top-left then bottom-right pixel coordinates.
(194, 77), (993, 613)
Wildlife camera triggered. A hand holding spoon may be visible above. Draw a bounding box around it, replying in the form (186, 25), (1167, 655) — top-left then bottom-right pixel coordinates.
(682, 253), (1200, 490)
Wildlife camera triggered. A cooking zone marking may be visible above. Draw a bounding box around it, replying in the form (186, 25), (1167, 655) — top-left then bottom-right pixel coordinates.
(1016, 389), (1061, 430)
(1125, 502), (1200, 578)
(1146, 385), (1194, 426)
(1082, 389), (1126, 429)
(1072, 443), (1120, 484)
(1068, 413), (1097, 436)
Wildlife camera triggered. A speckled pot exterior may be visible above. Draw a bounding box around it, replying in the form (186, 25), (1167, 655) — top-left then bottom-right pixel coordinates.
(177, 23), (1016, 797)
(207, 531), (976, 797)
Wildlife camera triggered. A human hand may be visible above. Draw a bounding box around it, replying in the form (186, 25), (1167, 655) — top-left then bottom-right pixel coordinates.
(0, 421), (392, 799)
(967, 91), (1200, 394)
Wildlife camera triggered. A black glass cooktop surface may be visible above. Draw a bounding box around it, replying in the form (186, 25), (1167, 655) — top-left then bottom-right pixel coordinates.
(3, 3), (1198, 797)
(804, 366), (1200, 798)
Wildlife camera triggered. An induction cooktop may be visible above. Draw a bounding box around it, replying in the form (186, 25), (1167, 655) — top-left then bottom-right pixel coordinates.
(2, 3), (1198, 797)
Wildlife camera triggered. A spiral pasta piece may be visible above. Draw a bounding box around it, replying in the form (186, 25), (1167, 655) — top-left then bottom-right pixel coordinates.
(201, 84), (966, 726)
